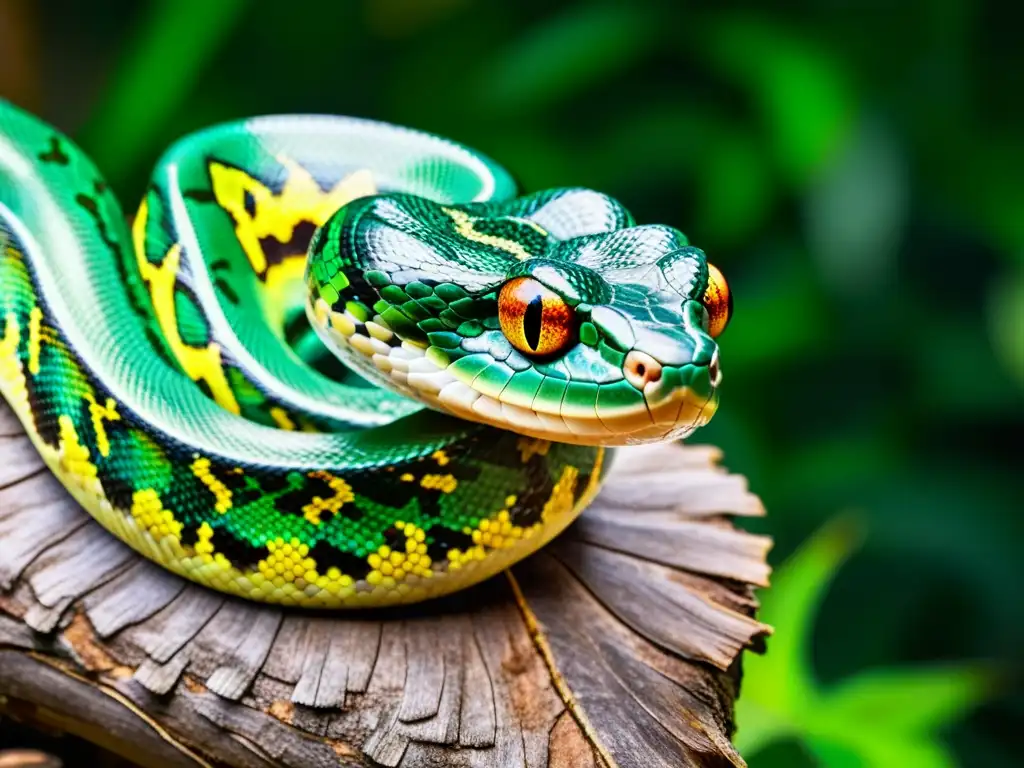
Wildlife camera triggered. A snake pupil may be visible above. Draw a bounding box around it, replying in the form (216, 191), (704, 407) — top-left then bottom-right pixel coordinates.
(524, 295), (543, 351)
(498, 276), (575, 358)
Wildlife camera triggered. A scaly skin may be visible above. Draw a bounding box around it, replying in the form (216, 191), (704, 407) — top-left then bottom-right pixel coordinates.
(0, 100), (721, 608)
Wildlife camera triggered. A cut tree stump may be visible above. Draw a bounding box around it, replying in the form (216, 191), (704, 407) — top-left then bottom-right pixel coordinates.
(0, 401), (771, 768)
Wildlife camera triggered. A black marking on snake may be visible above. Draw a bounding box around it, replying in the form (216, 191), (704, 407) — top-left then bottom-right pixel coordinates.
(73, 192), (176, 368)
(182, 189), (216, 203)
(417, 493), (443, 519)
(508, 461), (557, 527)
(38, 136), (69, 165)
(23, 382), (61, 449)
(576, 467), (598, 499)
(303, 473), (340, 503)
(180, 523), (203, 550)
(382, 526), (405, 551)
(426, 527), (473, 562)
(209, 258), (230, 272)
(18, 320), (72, 449)
(308, 541), (372, 580)
(194, 378), (215, 403)
(219, 468), (264, 507)
(214, 277), (240, 305)
(207, 527), (265, 570)
(346, 472), (416, 509)
(243, 189), (257, 218)
(104, 475), (136, 518)
(257, 220), (318, 277)
(171, 282), (213, 347)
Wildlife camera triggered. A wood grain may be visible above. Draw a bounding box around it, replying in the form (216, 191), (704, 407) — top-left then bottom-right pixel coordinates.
(0, 401), (770, 767)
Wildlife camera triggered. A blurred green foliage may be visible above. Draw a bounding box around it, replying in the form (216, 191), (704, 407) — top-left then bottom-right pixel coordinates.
(738, 517), (995, 765)
(2, 0), (1021, 765)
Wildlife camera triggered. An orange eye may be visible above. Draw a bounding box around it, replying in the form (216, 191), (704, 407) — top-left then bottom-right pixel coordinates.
(498, 277), (575, 357)
(703, 263), (732, 338)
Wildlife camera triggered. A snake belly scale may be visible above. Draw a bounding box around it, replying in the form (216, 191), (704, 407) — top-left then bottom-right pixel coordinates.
(0, 101), (729, 608)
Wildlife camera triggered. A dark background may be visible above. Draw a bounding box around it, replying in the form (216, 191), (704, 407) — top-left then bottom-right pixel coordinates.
(1, 1), (1020, 765)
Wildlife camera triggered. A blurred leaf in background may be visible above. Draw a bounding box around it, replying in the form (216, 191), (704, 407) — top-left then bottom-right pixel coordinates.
(3, 0), (1022, 765)
(738, 517), (996, 766)
(78, 0), (247, 182)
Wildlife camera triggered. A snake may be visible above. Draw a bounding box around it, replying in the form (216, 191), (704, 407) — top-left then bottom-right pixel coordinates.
(0, 100), (731, 608)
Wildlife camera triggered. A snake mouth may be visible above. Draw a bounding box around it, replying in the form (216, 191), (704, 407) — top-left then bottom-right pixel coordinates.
(420, 369), (716, 447)
(311, 299), (717, 446)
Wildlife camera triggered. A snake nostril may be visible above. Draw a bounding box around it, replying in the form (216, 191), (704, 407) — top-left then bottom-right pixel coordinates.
(708, 350), (721, 387)
(624, 351), (662, 389)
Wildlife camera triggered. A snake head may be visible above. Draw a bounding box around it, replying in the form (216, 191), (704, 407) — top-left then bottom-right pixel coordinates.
(306, 188), (730, 446)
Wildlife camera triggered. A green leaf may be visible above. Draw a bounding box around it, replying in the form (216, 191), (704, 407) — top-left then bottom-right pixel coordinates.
(807, 734), (956, 768)
(821, 665), (996, 735)
(741, 516), (863, 717)
(737, 516), (998, 766)
(79, 0), (248, 182)
(733, 698), (793, 757)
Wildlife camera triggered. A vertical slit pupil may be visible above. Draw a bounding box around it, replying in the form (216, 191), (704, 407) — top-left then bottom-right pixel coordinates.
(524, 295), (544, 351)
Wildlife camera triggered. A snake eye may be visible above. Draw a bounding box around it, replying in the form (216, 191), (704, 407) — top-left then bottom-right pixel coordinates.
(702, 263), (732, 338)
(498, 277), (575, 357)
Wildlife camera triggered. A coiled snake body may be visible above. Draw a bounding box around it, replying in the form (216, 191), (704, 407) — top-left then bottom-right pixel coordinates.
(0, 101), (729, 608)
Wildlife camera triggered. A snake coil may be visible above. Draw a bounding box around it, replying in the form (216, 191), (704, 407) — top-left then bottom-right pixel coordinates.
(0, 101), (727, 608)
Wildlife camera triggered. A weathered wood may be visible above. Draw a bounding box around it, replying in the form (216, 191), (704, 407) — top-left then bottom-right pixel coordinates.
(574, 507), (772, 586)
(205, 607), (283, 700)
(0, 400), (771, 767)
(0, 652), (202, 768)
(0, 472), (89, 590)
(316, 621), (381, 707)
(83, 560), (185, 639)
(555, 540), (766, 669)
(0, 433), (42, 489)
(124, 586), (224, 663)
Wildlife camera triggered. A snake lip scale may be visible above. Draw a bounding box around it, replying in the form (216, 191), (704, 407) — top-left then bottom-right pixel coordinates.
(0, 101), (730, 608)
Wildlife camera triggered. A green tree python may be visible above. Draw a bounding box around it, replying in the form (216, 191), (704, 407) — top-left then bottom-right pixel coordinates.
(0, 100), (731, 608)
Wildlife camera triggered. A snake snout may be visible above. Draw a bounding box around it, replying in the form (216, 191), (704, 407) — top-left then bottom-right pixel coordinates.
(624, 350), (662, 389)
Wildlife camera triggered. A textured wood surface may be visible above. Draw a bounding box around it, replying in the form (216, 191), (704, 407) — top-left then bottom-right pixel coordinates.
(0, 402), (771, 767)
